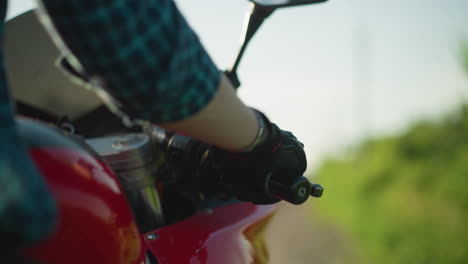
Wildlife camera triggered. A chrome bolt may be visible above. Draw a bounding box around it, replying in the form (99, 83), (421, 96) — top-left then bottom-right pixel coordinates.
(146, 233), (159, 240)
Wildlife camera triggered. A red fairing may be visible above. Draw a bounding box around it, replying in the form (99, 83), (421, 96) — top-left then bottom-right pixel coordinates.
(24, 148), (146, 264)
(145, 203), (276, 264)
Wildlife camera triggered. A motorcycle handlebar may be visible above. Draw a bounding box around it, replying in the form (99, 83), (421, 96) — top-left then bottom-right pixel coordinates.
(267, 175), (323, 205)
(155, 130), (323, 205)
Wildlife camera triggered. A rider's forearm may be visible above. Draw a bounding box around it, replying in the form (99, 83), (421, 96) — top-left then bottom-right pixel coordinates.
(37, 1), (258, 151)
(160, 73), (258, 152)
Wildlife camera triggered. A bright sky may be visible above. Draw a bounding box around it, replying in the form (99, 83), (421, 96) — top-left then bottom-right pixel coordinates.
(7, 0), (468, 172)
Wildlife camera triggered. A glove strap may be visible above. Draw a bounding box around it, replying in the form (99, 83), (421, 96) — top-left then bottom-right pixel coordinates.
(241, 109), (269, 152)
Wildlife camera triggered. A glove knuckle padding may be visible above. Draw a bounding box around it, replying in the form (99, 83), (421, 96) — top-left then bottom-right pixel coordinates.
(276, 134), (307, 170)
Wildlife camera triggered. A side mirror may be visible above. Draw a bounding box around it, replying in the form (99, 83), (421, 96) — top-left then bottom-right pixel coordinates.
(249, 0), (328, 8)
(225, 0), (328, 88)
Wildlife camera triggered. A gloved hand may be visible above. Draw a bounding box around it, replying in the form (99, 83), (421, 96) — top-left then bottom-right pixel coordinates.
(197, 110), (307, 204)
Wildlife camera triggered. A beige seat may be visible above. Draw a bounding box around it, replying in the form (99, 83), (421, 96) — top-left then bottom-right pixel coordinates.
(5, 10), (102, 120)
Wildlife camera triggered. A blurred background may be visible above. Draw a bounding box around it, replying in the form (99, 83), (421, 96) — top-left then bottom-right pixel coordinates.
(177, 1), (468, 263)
(7, 0), (468, 263)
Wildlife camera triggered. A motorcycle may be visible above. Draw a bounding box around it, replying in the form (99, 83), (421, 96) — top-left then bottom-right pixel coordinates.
(5, 0), (327, 263)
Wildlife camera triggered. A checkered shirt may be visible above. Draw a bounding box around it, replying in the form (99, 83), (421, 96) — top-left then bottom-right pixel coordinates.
(0, 0), (220, 244)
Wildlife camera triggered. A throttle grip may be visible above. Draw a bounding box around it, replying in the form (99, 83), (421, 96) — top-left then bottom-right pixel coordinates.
(267, 175), (323, 205)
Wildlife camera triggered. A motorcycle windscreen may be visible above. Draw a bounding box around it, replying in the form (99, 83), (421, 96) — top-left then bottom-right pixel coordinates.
(4, 10), (102, 120)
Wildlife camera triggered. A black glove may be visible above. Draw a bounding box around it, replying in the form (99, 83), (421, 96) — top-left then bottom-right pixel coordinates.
(198, 110), (307, 205)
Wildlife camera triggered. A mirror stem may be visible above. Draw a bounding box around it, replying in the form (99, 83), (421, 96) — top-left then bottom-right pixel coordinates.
(225, 4), (275, 89)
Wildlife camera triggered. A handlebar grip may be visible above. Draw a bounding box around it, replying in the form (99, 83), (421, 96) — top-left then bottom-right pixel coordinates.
(267, 176), (311, 205)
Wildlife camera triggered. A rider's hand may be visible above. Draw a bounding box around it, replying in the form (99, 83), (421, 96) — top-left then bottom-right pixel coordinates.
(198, 110), (307, 204)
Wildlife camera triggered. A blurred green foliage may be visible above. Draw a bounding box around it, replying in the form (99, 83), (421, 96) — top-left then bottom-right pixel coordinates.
(461, 39), (468, 75)
(316, 104), (468, 264)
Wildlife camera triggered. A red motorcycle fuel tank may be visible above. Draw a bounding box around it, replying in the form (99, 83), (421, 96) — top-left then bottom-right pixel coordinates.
(18, 118), (146, 264)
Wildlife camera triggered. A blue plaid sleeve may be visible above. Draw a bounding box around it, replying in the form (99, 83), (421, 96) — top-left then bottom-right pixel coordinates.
(0, 1), (57, 244)
(38, 0), (220, 123)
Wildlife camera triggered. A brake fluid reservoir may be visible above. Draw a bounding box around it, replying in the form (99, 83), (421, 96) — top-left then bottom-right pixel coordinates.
(86, 133), (164, 232)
